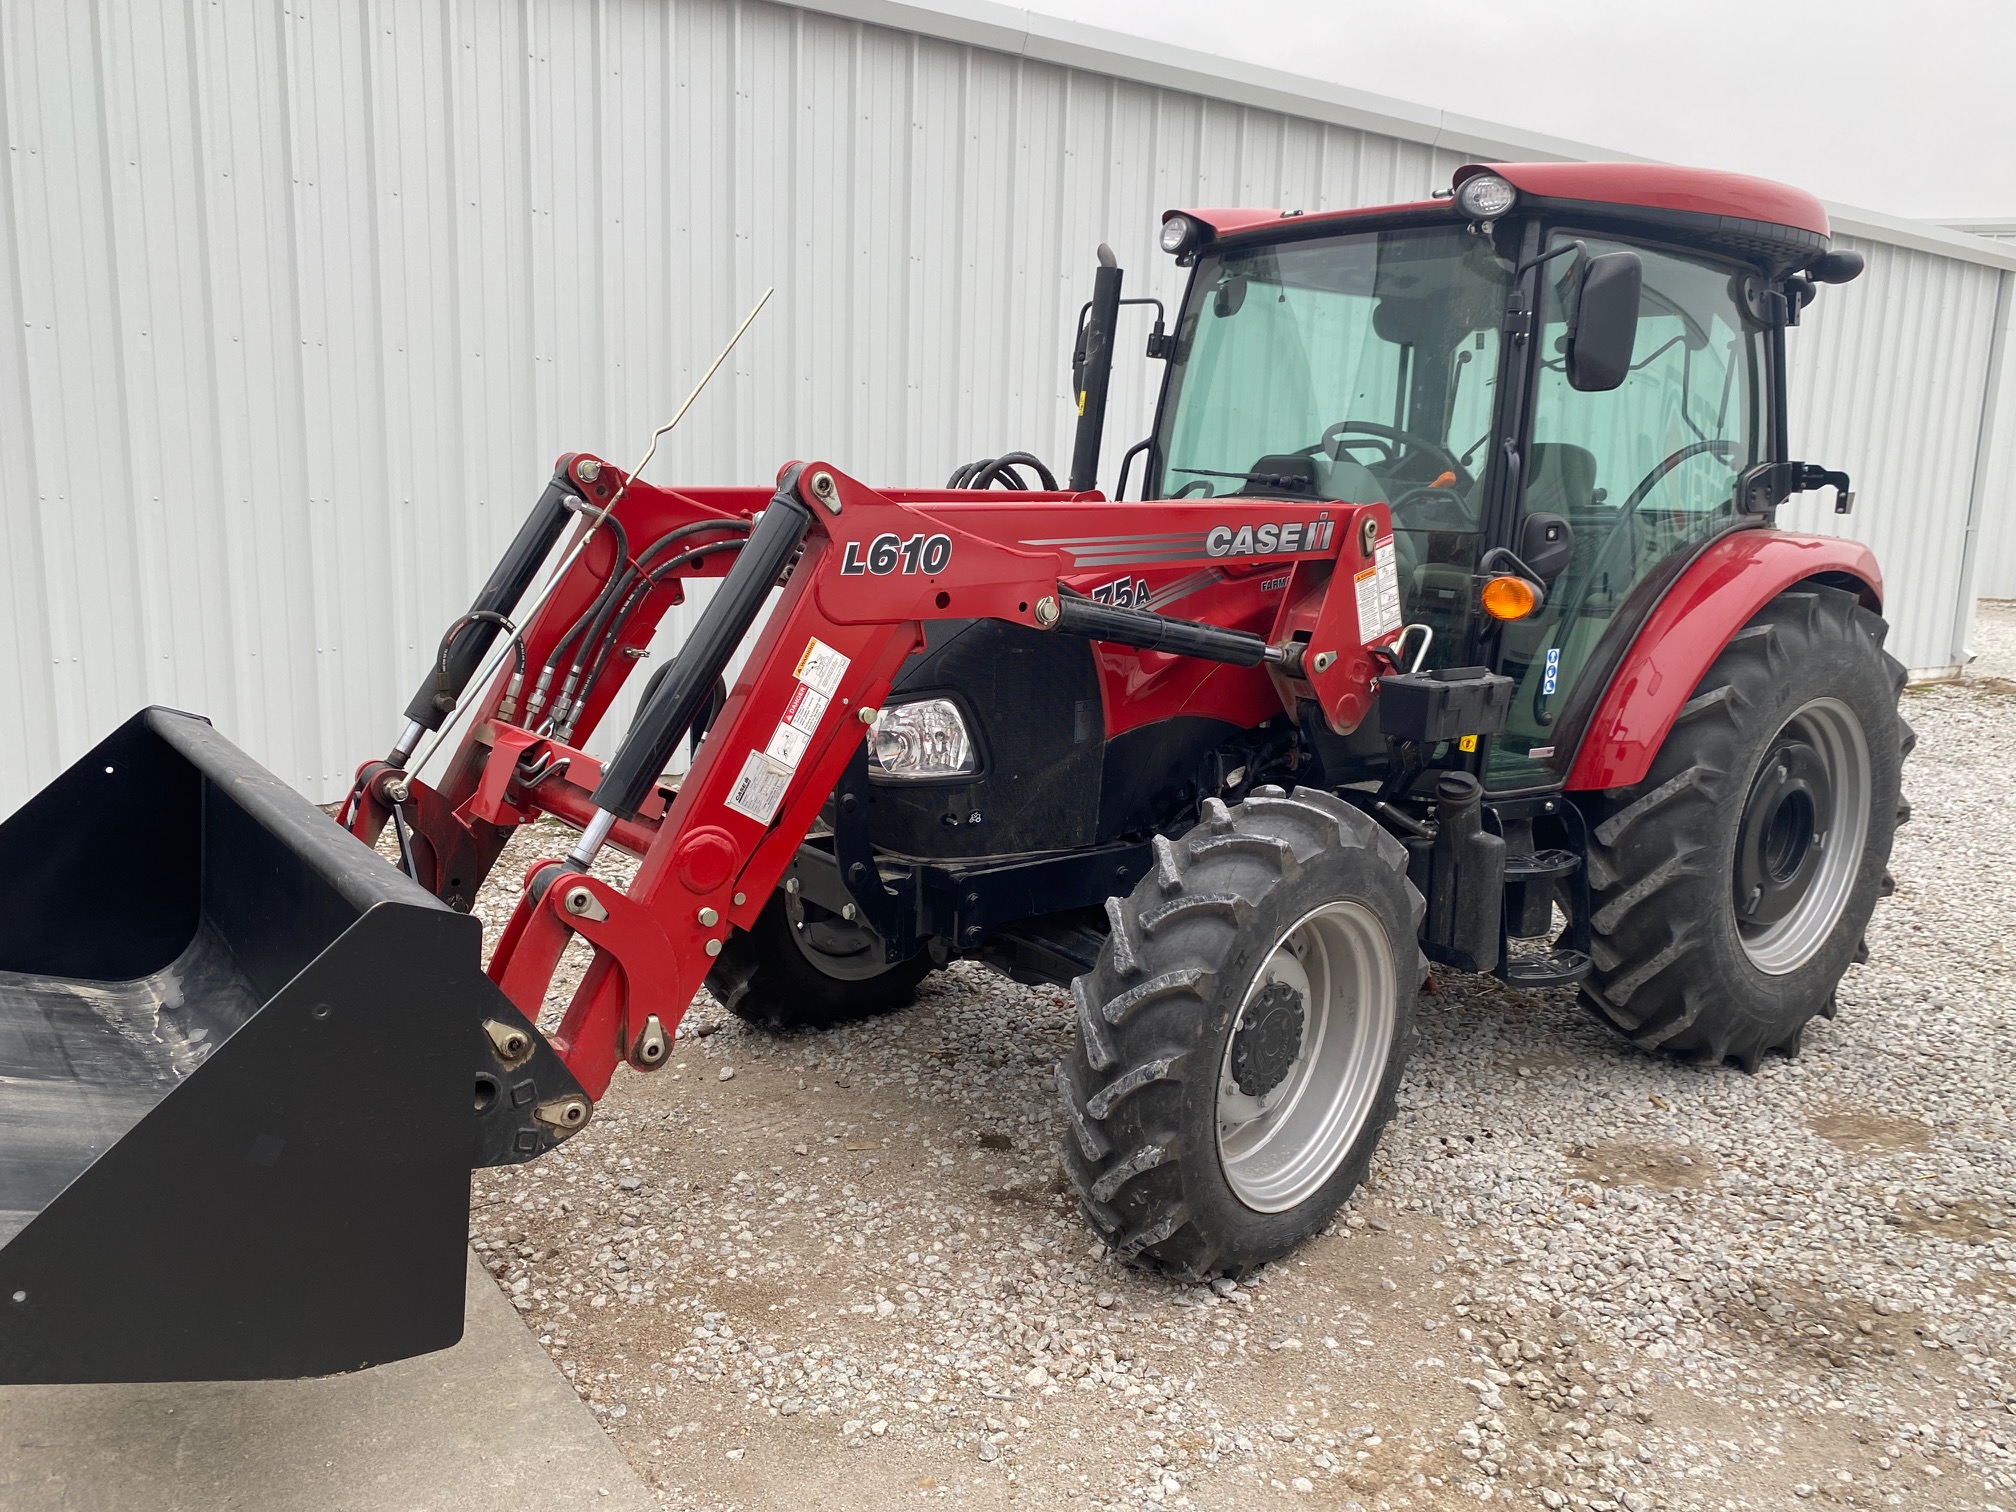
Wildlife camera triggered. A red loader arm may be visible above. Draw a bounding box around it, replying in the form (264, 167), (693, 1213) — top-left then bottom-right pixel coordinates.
(355, 459), (1398, 1102)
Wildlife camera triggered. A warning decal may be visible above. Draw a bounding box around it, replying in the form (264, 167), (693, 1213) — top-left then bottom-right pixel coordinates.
(724, 749), (792, 825)
(765, 721), (811, 768)
(1353, 564), (1381, 646)
(781, 681), (829, 735)
(794, 637), (850, 698)
(762, 670), (835, 774)
(1370, 537), (1402, 638)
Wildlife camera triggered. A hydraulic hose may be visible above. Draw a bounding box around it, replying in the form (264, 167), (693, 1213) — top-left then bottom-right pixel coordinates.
(568, 536), (749, 726)
(945, 452), (1059, 490)
(543, 518), (748, 732)
(529, 509), (632, 724)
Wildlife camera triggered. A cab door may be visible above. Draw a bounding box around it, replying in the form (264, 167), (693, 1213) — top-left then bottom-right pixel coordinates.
(1488, 236), (1769, 789)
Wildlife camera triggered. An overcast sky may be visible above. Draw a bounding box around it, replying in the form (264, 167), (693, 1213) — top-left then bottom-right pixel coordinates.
(1018, 0), (2016, 222)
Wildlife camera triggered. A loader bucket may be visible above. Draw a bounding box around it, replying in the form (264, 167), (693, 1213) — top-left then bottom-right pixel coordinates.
(0, 708), (513, 1383)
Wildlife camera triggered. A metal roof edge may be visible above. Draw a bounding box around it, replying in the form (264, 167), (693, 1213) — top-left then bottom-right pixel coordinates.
(784, 0), (2016, 274)
(1827, 205), (2016, 271)
(1942, 218), (2016, 239)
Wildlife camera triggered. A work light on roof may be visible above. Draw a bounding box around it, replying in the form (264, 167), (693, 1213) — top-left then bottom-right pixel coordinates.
(1454, 173), (1517, 221)
(1159, 214), (1199, 255)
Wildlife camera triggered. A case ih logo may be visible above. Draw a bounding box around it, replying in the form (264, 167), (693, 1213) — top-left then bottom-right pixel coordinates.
(1205, 514), (1335, 558)
(1024, 511), (1336, 569)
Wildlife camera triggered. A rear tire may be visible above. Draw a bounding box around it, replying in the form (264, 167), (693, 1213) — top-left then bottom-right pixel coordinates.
(1058, 787), (1423, 1279)
(1581, 585), (1908, 1069)
(705, 890), (932, 1031)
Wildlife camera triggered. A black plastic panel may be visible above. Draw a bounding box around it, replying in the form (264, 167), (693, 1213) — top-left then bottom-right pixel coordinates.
(870, 619), (1105, 857)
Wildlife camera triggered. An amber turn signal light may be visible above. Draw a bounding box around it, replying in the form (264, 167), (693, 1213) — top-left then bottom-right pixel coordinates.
(1480, 574), (1541, 620)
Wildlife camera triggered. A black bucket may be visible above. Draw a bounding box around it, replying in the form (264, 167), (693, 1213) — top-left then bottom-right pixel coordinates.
(0, 709), (577, 1384)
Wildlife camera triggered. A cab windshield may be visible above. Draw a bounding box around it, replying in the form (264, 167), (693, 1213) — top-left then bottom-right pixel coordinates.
(1153, 226), (1511, 654)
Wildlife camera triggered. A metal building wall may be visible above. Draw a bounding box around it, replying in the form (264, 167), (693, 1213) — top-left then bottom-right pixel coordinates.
(1946, 225), (2016, 602)
(1, 0), (2010, 815)
(1780, 235), (2012, 667)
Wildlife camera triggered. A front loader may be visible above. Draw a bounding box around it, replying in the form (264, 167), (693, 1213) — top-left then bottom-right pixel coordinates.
(0, 161), (1904, 1382)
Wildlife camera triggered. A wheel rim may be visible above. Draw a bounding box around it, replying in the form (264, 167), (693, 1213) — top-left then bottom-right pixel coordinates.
(1734, 697), (1871, 975)
(785, 892), (891, 982)
(1216, 900), (1397, 1213)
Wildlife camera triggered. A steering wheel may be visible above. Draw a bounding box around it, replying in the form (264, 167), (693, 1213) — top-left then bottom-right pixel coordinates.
(1319, 419), (1466, 481)
(1172, 478), (1215, 499)
(1527, 439), (1739, 725)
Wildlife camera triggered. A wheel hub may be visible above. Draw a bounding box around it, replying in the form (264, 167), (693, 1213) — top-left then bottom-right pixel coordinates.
(1734, 737), (1833, 927)
(785, 891), (889, 981)
(1229, 980), (1306, 1098)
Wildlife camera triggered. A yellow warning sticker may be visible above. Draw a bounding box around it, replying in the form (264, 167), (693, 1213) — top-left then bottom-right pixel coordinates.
(793, 637), (850, 697)
(1458, 734), (1478, 752)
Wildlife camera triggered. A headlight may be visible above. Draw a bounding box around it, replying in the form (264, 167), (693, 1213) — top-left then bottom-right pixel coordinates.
(1454, 173), (1517, 221)
(1159, 214), (1198, 255)
(868, 699), (978, 779)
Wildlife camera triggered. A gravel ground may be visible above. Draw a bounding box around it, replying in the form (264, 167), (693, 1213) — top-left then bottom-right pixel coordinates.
(466, 603), (2016, 1512)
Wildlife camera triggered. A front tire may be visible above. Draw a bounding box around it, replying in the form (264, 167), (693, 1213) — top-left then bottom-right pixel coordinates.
(1581, 585), (1909, 1069)
(1058, 787), (1423, 1279)
(706, 889), (932, 1031)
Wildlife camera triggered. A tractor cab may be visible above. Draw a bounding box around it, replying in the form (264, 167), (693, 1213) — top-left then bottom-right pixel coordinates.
(1134, 162), (1861, 791)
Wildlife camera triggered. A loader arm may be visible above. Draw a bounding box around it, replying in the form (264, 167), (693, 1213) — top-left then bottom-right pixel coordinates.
(371, 459), (1397, 1101)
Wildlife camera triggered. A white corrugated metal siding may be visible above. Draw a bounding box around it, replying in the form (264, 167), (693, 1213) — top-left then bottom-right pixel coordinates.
(2, 0), (2010, 814)
(1780, 236), (2011, 669)
(1947, 225), (2016, 604)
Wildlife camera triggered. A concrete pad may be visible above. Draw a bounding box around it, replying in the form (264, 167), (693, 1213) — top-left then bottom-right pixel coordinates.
(0, 1250), (655, 1512)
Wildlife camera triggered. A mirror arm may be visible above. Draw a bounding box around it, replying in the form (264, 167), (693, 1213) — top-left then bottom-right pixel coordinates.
(1513, 238), (1586, 282)
(1737, 460), (1856, 516)
(1480, 546), (1543, 584)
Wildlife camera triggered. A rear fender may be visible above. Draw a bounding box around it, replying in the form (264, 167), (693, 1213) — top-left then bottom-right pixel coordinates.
(1563, 530), (1882, 792)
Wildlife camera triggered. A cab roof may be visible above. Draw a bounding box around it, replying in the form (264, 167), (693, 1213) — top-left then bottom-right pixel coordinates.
(1172, 161), (1833, 269)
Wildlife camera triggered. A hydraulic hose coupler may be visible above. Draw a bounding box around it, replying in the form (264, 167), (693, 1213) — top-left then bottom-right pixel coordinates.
(498, 670), (526, 723)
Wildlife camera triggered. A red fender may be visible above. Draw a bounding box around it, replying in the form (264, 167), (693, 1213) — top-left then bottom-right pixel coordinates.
(1563, 530), (1882, 792)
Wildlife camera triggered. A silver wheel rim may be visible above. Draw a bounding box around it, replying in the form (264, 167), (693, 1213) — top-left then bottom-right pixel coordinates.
(1736, 697), (1871, 975)
(1216, 900), (1397, 1213)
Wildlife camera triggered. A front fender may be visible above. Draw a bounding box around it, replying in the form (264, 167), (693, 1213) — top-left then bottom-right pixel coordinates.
(1563, 530), (1882, 792)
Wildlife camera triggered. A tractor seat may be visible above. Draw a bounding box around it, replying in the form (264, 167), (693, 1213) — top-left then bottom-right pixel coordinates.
(1237, 453), (1324, 498)
(1525, 441), (1599, 515)
(1226, 451), (1390, 508)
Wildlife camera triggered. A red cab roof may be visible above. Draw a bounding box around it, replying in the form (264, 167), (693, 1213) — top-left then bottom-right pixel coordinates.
(1170, 161), (1831, 246)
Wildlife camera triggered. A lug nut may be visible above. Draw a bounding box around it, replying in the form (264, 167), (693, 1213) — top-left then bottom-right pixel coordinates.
(698, 906), (719, 926)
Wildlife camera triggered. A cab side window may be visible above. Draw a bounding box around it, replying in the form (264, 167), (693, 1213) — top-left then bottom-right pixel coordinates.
(1489, 239), (1764, 788)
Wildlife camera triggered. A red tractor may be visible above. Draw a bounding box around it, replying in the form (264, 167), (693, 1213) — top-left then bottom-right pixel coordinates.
(0, 161), (1904, 1383)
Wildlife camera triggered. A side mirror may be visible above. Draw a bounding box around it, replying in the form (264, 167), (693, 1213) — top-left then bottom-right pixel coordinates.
(1565, 251), (1642, 392)
(1517, 511), (1575, 583)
